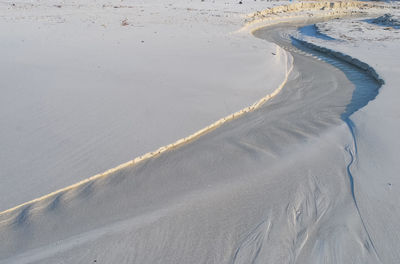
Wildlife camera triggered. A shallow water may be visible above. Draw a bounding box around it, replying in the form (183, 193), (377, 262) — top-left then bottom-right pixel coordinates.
(299, 24), (337, 41)
(291, 30), (381, 120)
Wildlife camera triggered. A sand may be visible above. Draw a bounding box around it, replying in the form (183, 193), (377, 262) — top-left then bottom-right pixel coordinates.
(1, 1), (400, 263)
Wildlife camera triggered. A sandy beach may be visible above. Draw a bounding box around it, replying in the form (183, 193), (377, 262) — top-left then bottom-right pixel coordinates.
(1, 1), (400, 263)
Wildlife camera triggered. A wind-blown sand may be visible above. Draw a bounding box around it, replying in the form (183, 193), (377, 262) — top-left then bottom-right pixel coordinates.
(0, 0), (289, 210)
(294, 14), (400, 263)
(1, 1), (400, 263)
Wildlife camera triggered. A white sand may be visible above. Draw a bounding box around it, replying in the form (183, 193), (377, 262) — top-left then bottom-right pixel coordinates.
(1, 1), (400, 263)
(0, 0), (289, 210)
(296, 14), (400, 263)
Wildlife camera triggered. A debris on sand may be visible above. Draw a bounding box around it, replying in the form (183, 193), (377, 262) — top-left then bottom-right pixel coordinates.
(121, 18), (129, 26)
(371, 13), (400, 28)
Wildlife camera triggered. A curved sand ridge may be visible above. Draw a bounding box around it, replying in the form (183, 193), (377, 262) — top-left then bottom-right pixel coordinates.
(0, 41), (293, 221)
(0, 3), (389, 263)
(0, 0), (392, 221)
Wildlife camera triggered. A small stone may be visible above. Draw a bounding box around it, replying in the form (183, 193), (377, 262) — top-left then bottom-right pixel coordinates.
(121, 19), (129, 26)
